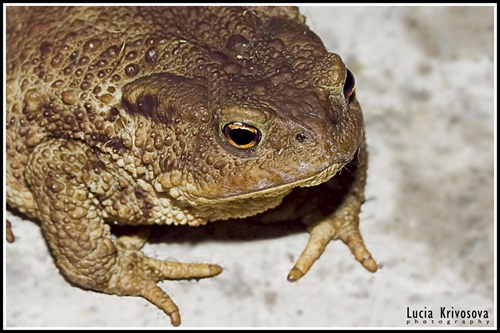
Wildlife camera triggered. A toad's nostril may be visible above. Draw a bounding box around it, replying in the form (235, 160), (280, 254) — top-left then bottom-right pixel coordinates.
(295, 133), (307, 142)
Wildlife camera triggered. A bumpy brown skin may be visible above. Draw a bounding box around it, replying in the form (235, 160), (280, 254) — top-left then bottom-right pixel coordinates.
(6, 6), (377, 326)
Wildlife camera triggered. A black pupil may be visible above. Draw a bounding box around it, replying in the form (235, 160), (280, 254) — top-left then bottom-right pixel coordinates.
(229, 128), (256, 146)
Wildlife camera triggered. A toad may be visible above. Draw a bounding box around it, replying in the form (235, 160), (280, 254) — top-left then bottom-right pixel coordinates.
(6, 6), (378, 326)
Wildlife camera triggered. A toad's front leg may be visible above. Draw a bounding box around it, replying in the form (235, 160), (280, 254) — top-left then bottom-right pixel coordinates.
(24, 139), (222, 326)
(288, 141), (378, 281)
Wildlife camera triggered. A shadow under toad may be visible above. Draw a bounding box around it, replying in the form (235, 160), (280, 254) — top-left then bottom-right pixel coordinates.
(122, 217), (306, 245)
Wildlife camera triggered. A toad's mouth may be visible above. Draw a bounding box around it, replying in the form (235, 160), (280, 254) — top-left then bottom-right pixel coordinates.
(176, 161), (345, 222)
(195, 161), (344, 204)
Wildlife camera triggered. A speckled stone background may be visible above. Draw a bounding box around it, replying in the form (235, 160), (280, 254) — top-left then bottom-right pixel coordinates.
(4, 5), (495, 328)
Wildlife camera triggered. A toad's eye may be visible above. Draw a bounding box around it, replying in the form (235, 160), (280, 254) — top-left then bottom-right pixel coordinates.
(223, 122), (261, 150)
(343, 68), (356, 103)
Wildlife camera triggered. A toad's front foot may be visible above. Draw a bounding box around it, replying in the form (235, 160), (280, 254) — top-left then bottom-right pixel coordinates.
(287, 215), (377, 282)
(108, 248), (222, 326)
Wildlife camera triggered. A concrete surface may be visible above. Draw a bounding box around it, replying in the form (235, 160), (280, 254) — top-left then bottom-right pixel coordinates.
(4, 5), (496, 328)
